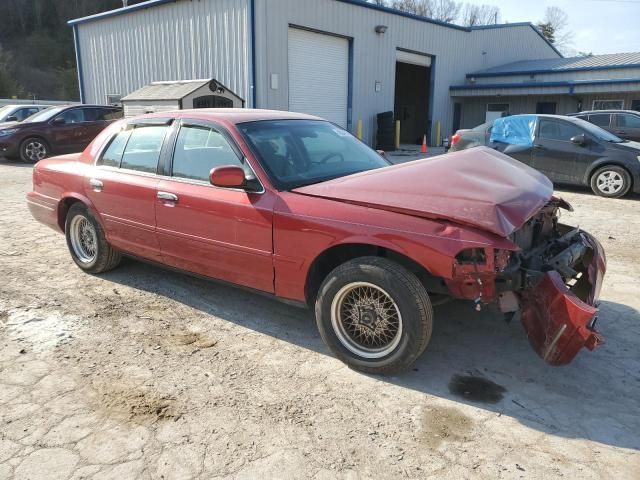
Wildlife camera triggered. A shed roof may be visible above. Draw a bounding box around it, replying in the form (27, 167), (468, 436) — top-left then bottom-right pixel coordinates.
(122, 80), (209, 101)
(469, 52), (640, 77)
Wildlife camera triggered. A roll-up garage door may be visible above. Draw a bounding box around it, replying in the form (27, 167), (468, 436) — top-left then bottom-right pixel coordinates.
(288, 28), (349, 128)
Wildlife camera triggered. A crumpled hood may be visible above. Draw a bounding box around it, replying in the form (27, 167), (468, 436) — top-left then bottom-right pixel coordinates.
(293, 147), (554, 237)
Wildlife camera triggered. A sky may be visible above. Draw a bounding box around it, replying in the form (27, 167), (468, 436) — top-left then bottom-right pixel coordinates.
(463, 0), (640, 56)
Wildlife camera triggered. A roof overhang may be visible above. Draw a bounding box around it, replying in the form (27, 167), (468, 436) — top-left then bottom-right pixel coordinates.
(450, 78), (640, 97)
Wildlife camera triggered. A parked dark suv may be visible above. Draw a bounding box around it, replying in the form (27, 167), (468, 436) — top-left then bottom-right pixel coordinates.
(570, 110), (640, 142)
(0, 105), (122, 163)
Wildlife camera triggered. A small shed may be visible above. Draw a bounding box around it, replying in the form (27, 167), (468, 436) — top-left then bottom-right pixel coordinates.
(121, 79), (244, 117)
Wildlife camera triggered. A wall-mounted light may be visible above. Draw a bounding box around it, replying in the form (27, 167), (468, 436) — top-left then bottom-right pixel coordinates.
(375, 25), (388, 34)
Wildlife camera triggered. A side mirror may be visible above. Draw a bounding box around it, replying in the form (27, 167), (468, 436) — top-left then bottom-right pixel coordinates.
(209, 165), (246, 189)
(5, 115), (17, 122)
(376, 149), (386, 157)
(570, 134), (587, 146)
(52, 117), (66, 125)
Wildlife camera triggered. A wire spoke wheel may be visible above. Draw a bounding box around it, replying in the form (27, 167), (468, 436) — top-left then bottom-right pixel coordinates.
(331, 282), (403, 359)
(69, 215), (98, 264)
(596, 170), (624, 195)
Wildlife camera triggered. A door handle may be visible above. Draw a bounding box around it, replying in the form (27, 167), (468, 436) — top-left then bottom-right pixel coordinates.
(157, 191), (178, 203)
(89, 178), (103, 192)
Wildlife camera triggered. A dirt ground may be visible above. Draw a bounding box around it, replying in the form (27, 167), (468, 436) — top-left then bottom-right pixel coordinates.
(1, 158), (639, 480)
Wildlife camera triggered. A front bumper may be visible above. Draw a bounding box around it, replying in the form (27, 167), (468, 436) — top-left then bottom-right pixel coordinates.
(519, 231), (606, 366)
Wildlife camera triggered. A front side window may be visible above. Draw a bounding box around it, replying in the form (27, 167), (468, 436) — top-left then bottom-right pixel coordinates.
(171, 124), (243, 182)
(98, 130), (132, 167)
(538, 120), (583, 142)
(56, 108), (86, 124)
(238, 120), (390, 190)
(617, 114), (640, 128)
(588, 114), (611, 128)
(120, 126), (168, 173)
(15, 108), (38, 121)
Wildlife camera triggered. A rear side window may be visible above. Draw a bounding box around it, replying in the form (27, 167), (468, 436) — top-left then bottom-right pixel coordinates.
(538, 120), (583, 141)
(171, 124), (242, 182)
(617, 114), (640, 128)
(588, 114), (611, 128)
(98, 130), (132, 167)
(120, 126), (168, 173)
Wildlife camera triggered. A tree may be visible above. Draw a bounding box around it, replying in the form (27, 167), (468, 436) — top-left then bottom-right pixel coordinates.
(0, 44), (21, 98)
(460, 3), (500, 27)
(537, 6), (573, 53)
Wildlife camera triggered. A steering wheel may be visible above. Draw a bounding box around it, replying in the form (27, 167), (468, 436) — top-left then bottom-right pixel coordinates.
(319, 152), (345, 164)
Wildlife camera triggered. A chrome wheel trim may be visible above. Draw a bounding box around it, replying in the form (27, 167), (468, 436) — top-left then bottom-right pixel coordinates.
(69, 215), (98, 264)
(596, 170), (624, 194)
(25, 141), (47, 161)
(330, 282), (403, 359)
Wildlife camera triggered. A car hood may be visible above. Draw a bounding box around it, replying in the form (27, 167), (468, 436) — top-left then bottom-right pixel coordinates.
(293, 147), (554, 237)
(0, 121), (19, 129)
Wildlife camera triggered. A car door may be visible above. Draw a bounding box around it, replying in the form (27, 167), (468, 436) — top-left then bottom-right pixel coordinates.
(85, 120), (171, 261)
(586, 113), (613, 135)
(612, 113), (640, 141)
(533, 118), (593, 184)
(48, 107), (89, 153)
(155, 119), (275, 293)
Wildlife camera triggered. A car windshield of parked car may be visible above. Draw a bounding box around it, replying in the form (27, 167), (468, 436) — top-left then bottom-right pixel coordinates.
(23, 106), (66, 123)
(0, 106), (15, 121)
(571, 117), (624, 143)
(238, 120), (390, 190)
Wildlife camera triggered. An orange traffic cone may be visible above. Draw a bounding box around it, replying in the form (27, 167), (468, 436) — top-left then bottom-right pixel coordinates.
(420, 134), (428, 154)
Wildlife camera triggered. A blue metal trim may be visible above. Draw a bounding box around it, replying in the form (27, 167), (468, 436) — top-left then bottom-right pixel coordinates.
(450, 78), (640, 91)
(347, 38), (354, 132)
(72, 25), (86, 103)
(68, 0), (177, 25)
(468, 62), (640, 78)
(249, 0), (256, 108)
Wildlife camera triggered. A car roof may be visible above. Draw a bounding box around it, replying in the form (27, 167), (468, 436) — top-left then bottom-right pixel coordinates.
(140, 108), (323, 125)
(574, 110), (639, 115)
(2, 104), (49, 109)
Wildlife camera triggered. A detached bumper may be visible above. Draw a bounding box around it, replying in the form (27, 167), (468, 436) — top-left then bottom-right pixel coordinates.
(519, 231), (606, 366)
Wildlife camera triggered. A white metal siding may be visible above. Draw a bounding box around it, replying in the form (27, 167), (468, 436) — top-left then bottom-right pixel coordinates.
(76, 0), (250, 106)
(288, 28), (349, 127)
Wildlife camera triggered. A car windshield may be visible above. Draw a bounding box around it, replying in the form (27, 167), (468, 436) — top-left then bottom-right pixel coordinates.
(569, 116), (624, 143)
(238, 120), (391, 190)
(0, 106), (15, 121)
(24, 106), (66, 123)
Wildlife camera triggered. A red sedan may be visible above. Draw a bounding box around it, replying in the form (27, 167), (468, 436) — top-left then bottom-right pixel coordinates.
(27, 109), (606, 373)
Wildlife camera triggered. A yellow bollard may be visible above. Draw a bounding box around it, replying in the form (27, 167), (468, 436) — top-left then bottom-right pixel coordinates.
(435, 121), (441, 147)
(395, 120), (401, 150)
(356, 119), (363, 140)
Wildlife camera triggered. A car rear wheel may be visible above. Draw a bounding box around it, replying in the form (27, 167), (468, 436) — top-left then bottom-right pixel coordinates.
(65, 203), (121, 273)
(590, 166), (632, 198)
(315, 257), (433, 374)
(19, 137), (49, 163)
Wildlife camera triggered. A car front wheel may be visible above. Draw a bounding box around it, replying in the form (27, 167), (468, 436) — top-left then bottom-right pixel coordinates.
(315, 257), (433, 374)
(20, 137), (49, 163)
(65, 203), (121, 273)
(590, 166), (632, 198)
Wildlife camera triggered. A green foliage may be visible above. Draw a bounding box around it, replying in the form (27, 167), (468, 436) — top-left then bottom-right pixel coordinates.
(536, 22), (556, 44)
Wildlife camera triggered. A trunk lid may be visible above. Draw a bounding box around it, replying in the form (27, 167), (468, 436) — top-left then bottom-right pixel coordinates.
(293, 147), (553, 237)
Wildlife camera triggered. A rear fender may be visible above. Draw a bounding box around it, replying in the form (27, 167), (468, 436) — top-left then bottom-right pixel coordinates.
(58, 192), (104, 232)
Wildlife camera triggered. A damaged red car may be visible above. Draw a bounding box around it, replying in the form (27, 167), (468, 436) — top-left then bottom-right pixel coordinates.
(27, 110), (606, 374)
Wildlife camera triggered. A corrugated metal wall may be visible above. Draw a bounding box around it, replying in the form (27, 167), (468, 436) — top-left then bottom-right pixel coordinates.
(76, 0), (250, 106)
(253, 0), (559, 144)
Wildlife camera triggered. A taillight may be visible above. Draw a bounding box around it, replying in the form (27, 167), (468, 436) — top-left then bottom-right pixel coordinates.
(451, 132), (461, 146)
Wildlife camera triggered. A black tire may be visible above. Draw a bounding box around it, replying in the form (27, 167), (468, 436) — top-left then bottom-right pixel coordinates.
(315, 256), (433, 374)
(19, 137), (50, 164)
(65, 203), (121, 273)
(590, 165), (632, 198)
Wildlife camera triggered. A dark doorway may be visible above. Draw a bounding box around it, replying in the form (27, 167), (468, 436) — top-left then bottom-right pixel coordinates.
(193, 95), (233, 108)
(632, 100), (640, 112)
(452, 102), (462, 133)
(536, 102), (557, 114)
(394, 61), (430, 144)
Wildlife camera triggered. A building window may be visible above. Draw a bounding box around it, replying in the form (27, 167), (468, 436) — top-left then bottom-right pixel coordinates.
(106, 94), (122, 106)
(536, 102), (557, 114)
(592, 99), (623, 110)
(632, 100), (640, 112)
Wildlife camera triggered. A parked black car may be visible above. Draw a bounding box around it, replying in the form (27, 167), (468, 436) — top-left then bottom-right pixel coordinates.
(0, 104), (122, 163)
(570, 110), (640, 142)
(450, 114), (640, 198)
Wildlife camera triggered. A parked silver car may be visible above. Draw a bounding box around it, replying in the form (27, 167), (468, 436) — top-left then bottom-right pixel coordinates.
(0, 104), (49, 125)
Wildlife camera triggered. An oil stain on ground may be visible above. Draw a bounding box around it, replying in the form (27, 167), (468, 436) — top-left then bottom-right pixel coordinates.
(448, 374), (506, 403)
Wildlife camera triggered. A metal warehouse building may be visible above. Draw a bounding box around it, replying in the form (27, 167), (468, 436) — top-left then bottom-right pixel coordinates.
(69, 0), (563, 145)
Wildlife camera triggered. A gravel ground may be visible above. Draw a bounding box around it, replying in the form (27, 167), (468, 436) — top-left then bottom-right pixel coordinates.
(1, 158), (639, 479)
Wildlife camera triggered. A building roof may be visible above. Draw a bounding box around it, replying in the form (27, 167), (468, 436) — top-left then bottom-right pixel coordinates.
(469, 52), (640, 77)
(122, 80), (209, 102)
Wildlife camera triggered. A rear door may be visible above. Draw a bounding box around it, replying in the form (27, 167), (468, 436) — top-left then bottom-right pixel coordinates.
(533, 118), (595, 183)
(82, 107), (122, 147)
(155, 119), (275, 292)
(612, 113), (640, 141)
(85, 120), (171, 261)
